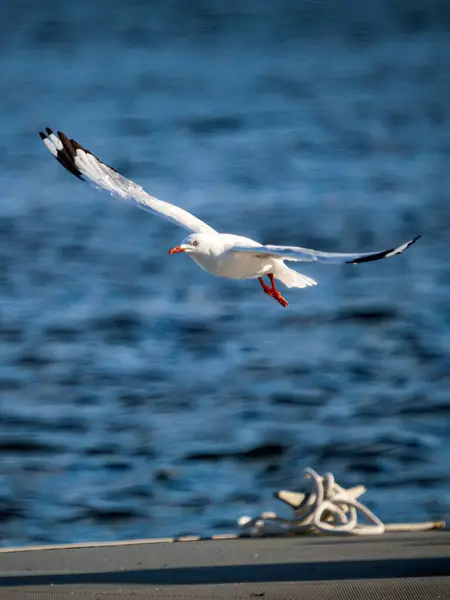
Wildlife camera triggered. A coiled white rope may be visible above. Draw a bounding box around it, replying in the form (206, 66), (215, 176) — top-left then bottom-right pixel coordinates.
(238, 468), (445, 537)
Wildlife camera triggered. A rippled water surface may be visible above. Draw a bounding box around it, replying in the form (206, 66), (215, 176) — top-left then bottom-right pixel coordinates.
(1, 0), (450, 546)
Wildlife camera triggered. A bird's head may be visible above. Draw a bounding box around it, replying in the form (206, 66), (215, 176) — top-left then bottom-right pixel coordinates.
(168, 233), (218, 256)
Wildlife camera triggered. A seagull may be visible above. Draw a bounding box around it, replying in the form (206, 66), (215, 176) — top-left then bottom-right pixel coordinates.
(39, 128), (420, 307)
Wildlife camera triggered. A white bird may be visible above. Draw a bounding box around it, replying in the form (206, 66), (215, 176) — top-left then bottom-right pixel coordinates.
(39, 128), (420, 307)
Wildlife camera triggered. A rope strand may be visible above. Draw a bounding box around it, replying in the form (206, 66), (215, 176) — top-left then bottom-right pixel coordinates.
(238, 468), (445, 537)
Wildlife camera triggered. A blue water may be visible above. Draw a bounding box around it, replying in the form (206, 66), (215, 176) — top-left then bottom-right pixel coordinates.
(1, 0), (450, 546)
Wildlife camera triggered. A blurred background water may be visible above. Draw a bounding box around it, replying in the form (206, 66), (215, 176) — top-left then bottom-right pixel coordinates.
(1, 0), (450, 546)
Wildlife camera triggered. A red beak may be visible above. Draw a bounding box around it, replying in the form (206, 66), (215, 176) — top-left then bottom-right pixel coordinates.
(168, 246), (186, 255)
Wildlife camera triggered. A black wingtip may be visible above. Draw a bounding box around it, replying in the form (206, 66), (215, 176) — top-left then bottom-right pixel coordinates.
(348, 234), (421, 265)
(40, 127), (84, 180)
(40, 127), (116, 181)
(57, 130), (69, 144)
(401, 234), (422, 252)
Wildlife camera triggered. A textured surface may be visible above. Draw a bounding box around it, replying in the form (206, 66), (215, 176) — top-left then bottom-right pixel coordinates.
(1, 532), (449, 598)
(1, 579), (450, 600)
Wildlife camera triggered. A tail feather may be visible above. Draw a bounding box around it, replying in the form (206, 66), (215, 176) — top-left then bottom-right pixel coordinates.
(275, 264), (317, 289)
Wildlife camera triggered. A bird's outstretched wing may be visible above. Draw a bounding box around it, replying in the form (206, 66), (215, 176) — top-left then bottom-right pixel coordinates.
(232, 236), (421, 264)
(39, 128), (217, 235)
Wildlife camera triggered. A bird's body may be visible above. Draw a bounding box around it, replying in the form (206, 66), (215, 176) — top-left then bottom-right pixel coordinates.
(39, 128), (420, 307)
(184, 234), (269, 278)
(178, 233), (316, 295)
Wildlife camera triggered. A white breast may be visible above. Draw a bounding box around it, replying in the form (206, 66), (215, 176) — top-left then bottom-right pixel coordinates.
(190, 251), (274, 280)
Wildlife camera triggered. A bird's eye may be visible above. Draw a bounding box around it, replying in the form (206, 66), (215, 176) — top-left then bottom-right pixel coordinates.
(192, 240), (199, 247)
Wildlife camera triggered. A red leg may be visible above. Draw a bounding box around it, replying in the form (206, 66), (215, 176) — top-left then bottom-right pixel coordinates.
(258, 275), (288, 307)
(258, 277), (271, 292)
(268, 274), (289, 307)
